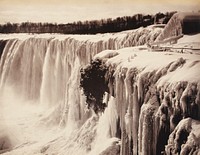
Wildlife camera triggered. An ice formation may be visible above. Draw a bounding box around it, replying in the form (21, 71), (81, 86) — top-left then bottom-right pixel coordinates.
(0, 14), (200, 155)
(165, 118), (200, 154)
(94, 47), (200, 155)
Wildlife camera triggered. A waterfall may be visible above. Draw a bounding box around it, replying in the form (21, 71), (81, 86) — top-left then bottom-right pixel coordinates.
(0, 26), (199, 155)
(89, 96), (119, 155)
(0, 28), (162, 154)
(0, 38), (47, 100)
(0, 27), (161, 124)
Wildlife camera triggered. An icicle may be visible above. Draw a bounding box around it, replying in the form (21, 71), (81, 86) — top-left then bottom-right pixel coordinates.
(138, 87), (160, 155)
(132, 84), (139, 155)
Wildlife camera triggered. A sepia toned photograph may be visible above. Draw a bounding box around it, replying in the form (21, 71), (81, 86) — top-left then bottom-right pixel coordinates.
(0, 0), (200, 154)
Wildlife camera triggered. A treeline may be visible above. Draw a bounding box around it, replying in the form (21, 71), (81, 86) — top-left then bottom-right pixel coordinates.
(0, 12), (176, 34)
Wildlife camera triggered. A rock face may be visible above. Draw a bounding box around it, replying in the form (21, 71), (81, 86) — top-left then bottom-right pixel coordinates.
(0, 134), (12, 154)
(0, 40), (7, 59)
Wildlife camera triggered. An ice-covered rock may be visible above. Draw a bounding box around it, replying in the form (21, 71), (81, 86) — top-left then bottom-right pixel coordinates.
(165, 118), (200, 155)
(94, 46), (200, 155)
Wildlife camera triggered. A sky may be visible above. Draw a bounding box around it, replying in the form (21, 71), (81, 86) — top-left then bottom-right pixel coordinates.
(0, 0), (199, 24)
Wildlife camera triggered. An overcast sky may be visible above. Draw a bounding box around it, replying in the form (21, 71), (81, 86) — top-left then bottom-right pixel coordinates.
(0, 0), (199, 24)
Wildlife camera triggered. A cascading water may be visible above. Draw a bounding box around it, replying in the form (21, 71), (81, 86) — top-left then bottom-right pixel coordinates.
(0, 28), (162, 154)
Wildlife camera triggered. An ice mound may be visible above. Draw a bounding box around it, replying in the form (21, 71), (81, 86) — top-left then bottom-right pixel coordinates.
(156, 12), (200, 41)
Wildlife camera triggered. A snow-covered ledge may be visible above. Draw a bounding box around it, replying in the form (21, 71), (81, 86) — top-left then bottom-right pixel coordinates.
(94, 45), (200, 155)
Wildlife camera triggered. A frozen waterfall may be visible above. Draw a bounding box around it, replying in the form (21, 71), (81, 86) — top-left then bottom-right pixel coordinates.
(0, 27), (200, 155)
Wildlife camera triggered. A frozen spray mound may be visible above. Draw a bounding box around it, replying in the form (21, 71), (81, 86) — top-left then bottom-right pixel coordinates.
(156, 12), (200, 41)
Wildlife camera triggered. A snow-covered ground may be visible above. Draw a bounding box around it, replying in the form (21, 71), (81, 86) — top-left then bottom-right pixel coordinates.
(95, 46), (200, 83)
